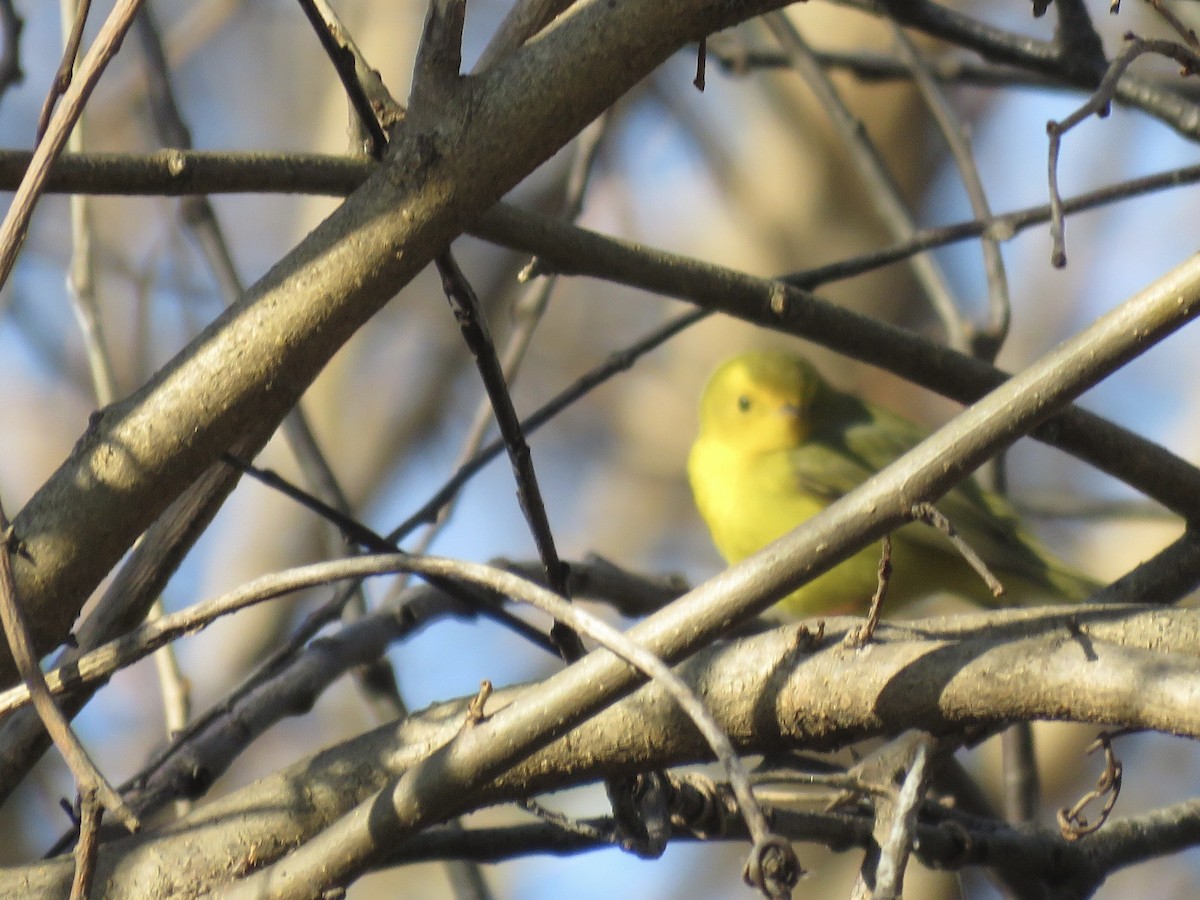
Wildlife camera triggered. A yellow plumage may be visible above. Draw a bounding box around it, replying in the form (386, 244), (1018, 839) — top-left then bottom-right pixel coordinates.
(687, 350), (1095, 617)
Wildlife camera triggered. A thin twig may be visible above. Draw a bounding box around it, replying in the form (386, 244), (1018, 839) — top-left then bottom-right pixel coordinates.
(872, 0), (1200, 140)
(1139, 0), (1200, 49)
(68, 787), (102, 900)
(57, 0), (116, 409)
(1058, 732), (1123, 839)
(845, 535), (891, 648)
(779, 160), (1200, 286)
(404, 114), (608, 573)
(389, 308), (708, 543)
(295, 0), (398, 156)
(519, 797), (615, 841)
(707, 35), (1200, 100)
(853, 736), (933, 900)
(0, 0), (147, 293)
(1016, 495), (1177, 521)
(891, 24), (1011, 355)
(220, 454), (559, 654)
(763, 11), (969, 350)
(36, 0), (91, 140)
(404, 274), (557, 551)
(1047, 34), (1200, 266)
(911, 502), (1005, 598)
(435, 250), (582, 659)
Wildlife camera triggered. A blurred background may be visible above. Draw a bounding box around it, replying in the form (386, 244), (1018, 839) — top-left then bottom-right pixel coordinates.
(0, 0), (1198, 896)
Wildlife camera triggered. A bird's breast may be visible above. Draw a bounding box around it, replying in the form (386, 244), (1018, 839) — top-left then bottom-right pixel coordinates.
(688, 439), (821, 564)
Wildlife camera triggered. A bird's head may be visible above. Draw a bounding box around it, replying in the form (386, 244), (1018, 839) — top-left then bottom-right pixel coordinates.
(698, 350), (827, 455)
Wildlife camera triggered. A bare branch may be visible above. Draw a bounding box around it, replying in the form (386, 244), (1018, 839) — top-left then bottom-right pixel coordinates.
(0, 0), (797, 686)
(0, 0), (146, 292)
(11, 608), (1200, 896)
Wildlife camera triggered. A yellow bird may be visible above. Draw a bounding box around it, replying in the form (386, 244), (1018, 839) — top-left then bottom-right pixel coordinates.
(687, 350), (1096, 617)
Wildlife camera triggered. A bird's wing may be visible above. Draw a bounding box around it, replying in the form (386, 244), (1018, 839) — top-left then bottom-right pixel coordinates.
(785, 440), (875, 502)
(787, 403), (924, 502)
(803, 408), (1069, 590)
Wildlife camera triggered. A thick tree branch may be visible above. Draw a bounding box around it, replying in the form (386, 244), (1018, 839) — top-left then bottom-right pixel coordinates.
(10, 608), (1200, 896)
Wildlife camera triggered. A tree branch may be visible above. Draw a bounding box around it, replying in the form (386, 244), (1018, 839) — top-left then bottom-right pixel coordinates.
(0, 0), (796, 687)
(10, 608), (1200, 896)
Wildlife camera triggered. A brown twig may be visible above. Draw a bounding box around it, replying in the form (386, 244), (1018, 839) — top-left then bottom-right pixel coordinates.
(911, 502), (1005, 598)
(0, 0), (147, 294)
(465, 680), (493, 725)
(435, 250), (584, 661)
(845, 535), (892, 648)
(36, 0), (91, 140)
(1058, 732), (1123, 839)
(763, 11), (967, 350)
(891, 24), (1011, 356)
(68, 787), (102, 900)
(389, 307), (708, 543)
(295, 0), (398, 156)
(1047, 34), (1200, 267)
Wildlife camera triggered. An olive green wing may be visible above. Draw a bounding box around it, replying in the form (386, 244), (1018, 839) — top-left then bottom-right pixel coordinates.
(788, 399), (926, 502)
(800, 402), (1094, 601)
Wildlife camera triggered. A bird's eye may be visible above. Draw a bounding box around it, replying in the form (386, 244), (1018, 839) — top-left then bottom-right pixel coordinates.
(737, 395), (752, 412)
